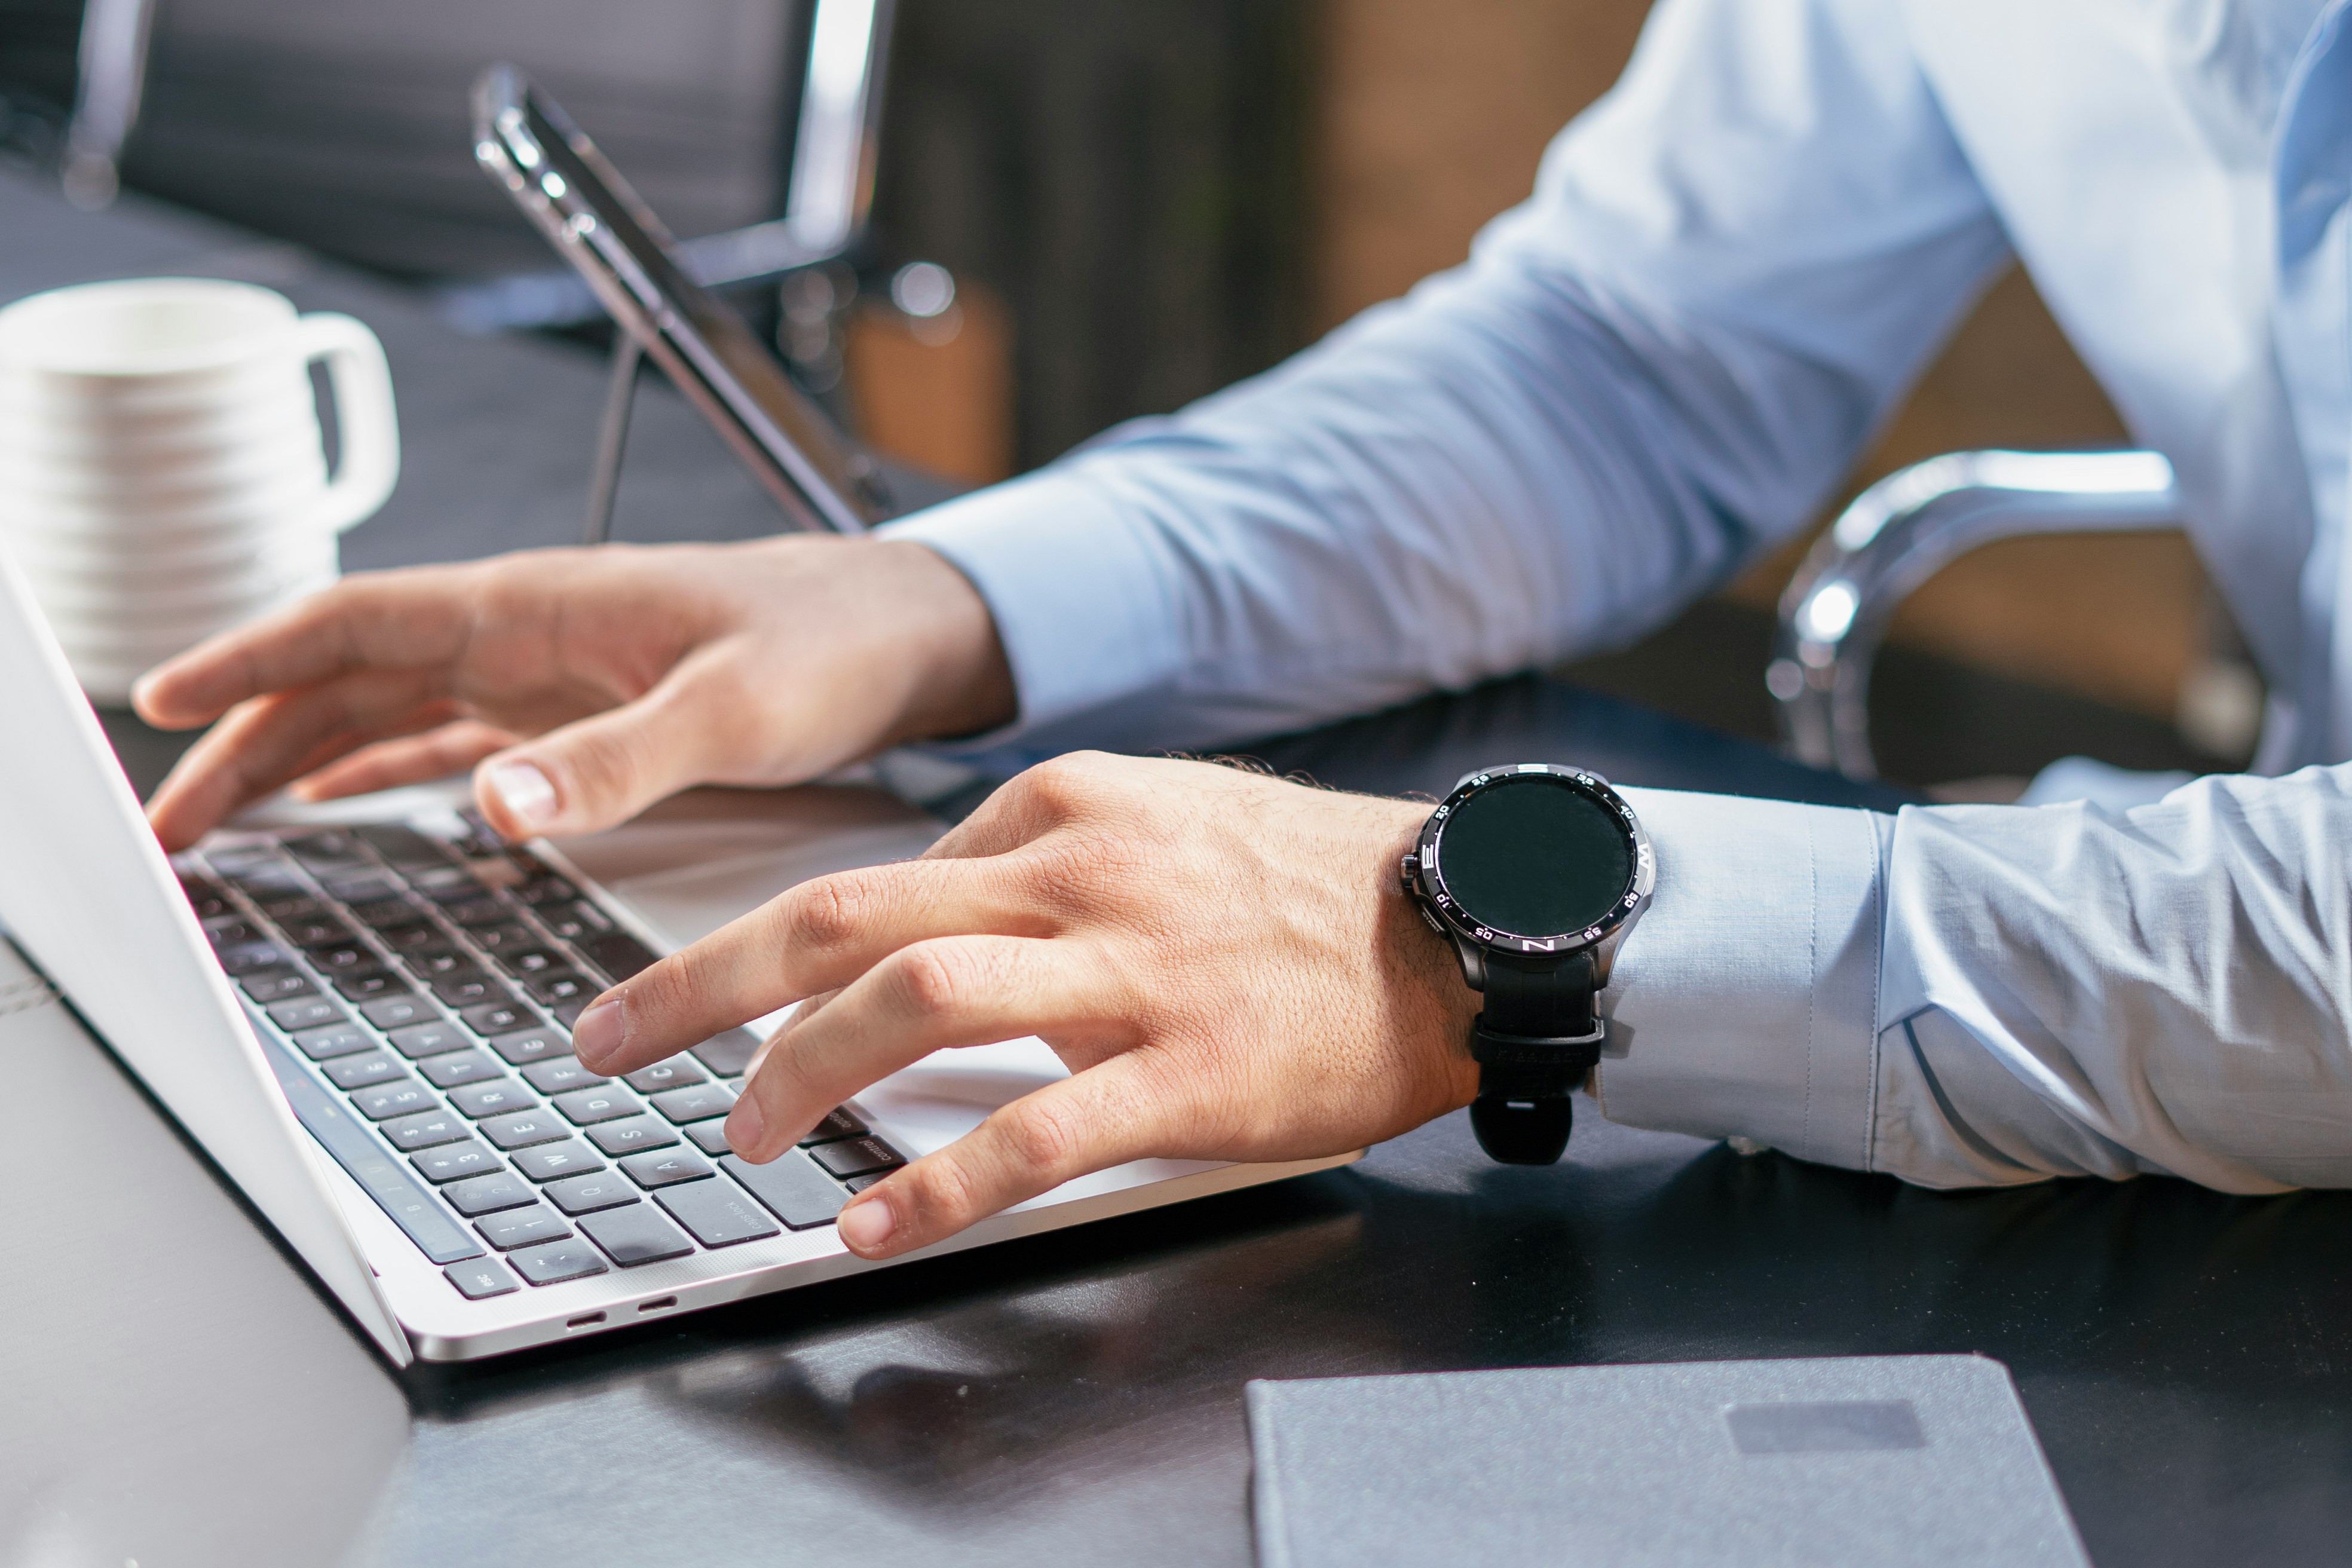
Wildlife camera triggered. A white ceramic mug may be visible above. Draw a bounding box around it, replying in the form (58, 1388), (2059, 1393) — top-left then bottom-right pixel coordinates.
(0, 277), (400, 702)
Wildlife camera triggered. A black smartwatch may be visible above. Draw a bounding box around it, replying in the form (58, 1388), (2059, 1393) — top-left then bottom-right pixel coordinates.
(1400, 764), (1653, 1165)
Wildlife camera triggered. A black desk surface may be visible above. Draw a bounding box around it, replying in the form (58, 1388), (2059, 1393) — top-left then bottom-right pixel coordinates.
(6, 170), (2350, 1568)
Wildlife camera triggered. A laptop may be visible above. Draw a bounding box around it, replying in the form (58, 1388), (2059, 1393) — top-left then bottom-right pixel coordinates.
(0, 87), (1356, 1370)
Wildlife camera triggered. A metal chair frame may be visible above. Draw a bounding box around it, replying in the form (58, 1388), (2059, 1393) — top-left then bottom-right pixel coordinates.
(1769, 449), (2182, 781)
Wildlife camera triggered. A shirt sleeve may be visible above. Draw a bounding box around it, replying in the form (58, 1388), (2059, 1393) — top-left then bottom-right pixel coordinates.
(1599, 770), (2352, 1194)
(883, 0), (2010, 758)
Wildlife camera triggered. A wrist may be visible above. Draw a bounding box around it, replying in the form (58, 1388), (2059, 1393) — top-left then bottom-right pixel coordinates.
(866, 539), (1018, 744)
(1369, 797), (1484, 1115)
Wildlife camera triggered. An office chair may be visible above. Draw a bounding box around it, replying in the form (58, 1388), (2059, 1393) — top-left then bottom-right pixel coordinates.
(1766, 448), (2222, 783)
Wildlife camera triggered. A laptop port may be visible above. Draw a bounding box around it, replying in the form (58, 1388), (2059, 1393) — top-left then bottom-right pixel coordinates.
(638, 1296), (676, 1313)
(565, 1312), (607, 1328)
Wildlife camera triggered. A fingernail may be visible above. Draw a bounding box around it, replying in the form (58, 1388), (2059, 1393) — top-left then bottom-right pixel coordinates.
(570, 998), (625, 1068)
(724, 1094), (766, 1156)
(485, 760), (558, 832)
(838, 1196), (894, 1252)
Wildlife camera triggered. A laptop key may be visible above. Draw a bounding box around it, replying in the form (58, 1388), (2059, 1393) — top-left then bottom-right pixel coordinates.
(686, 1122), (733, 1157)
(517, 874), (579, 907)
(389, 1021), (469, 1058)
(266, 997), (347, 1033)
(279, 914), (359, 950)
(552, 1086), (642, 1126)
(445, 1258), (520, 1299)
(588, 1117), (679, 1157)
(353, 1082), (437, 1122)
(581, 930), (660, 983)
(363, 994), (440, 1031)
(419, 1049), (504, 1089)
(444, 1170), (538, 1217)
(658, 1173), (785, 1247)
(509, 1239), (608, 1287)
(322, 1051), (405, 1091)
(202, 914), (263, 948)
(798, 1107), (866, 1146)
(494, 947), (565, 977)
(335, 970), (409, 1004)
(444, 895), (511, 928)
(308, 941), (375, 972)
(451, 1081), (538, 1120)
(282, 829), (363, 869)
(619, 1149), (712, 1189)
(180, 876), (232, 920)
(512, 1139), (602, 1182)
(811, 1137), (905, 1180)
(411, 1138), (501, 1184)
(522, 1057), (608, 1095)
(379, 1108), (471, 1152)
(432, 972), (506, 1009)
(240, 969), (316, 1003)
(215, 941), (289, 976)
(580, 1205), (694, 1266)
(402, 943), (471, 978)
(373, 920), (444, 953)
(650, 1083), (736, 1125)
(524, 970), (593, 1008)
(624, 1056), (706, 1095)
(479, 1111), (568, 1150)
(468, 921), (536, 954)
(293, 1024), (375, 1061)
(543, 1172), (639, 1215)
(719, 1152), (845, 1230)
(844, 1173), (889, 1193)
(475, 1203), (571, 1252)
(322, 872), (402, 904)
(487, 1024), (565, 1064)
(541, 901), (611, 942)
(691, 1029), (762, 1077)
(348, 898), (423, 930)
(465, 1001), (541, 1037)
(354, 823), (451, 870)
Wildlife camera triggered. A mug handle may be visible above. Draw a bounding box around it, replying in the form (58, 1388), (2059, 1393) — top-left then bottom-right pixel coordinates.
(294, 312), (402, 534)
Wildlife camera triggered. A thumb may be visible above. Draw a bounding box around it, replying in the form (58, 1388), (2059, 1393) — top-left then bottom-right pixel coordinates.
(473, 684), (718, 840)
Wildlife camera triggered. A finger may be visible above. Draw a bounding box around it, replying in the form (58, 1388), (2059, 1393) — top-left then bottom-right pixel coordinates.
(289, 719), (517, 803)
(467, 654), (745, 842)
(722, 934), (1114, 1162)
(566, 853), (1032, 1076)
(835, 1053), (1187, 1259)
(145, 670), (456, 850)
(132, 568), (482, 728)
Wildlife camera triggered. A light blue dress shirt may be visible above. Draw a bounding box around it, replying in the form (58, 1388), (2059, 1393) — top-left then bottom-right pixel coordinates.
(886, 0), (2352, 1193)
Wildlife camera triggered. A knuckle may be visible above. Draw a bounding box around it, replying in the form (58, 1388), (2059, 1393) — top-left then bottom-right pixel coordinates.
(890, 941), (980, 1018)
(998, 1097), (1083, 1177)
(779, 874), (870, 954)
(907, 1152), (988, 1229)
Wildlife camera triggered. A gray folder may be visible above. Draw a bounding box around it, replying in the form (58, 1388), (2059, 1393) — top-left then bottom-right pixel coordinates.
(1245, 1355), (2088, 1568)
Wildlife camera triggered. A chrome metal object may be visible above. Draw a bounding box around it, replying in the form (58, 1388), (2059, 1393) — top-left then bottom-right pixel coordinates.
(1769, 449), (2180, 781)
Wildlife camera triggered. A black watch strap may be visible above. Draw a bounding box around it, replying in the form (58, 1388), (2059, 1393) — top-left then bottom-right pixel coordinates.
(1469, 951), (1602, 1165)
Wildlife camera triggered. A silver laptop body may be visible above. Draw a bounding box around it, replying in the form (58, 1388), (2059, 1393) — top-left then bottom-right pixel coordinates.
(0, 546), (1356, 1364)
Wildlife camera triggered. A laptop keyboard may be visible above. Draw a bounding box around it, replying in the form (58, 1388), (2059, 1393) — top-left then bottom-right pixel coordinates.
(172, 811), (902, 1300)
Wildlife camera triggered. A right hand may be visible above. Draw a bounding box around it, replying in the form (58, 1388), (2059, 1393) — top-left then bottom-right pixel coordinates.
(134, 534), (1014, 850)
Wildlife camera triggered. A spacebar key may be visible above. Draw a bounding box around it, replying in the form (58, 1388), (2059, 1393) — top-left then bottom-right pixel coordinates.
(262, 1035), (485, 1264)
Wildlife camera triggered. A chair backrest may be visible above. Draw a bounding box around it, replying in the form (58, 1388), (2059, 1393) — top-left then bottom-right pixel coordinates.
(112, 0), (886, 281)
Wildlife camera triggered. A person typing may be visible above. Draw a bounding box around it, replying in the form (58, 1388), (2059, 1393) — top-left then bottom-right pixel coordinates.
(136, 0), (2352, 1261)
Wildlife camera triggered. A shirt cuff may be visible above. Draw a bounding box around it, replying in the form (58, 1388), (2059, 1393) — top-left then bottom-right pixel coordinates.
(1592, 787), (1890, 1172)
(878, 468), (1184, 748)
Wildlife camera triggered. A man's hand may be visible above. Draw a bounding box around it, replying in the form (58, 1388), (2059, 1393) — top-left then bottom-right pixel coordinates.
(569, 752), (1480, 1260)
(134, 535), (1013, 850)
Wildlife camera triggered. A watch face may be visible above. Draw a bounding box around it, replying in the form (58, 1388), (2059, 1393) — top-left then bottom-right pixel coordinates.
(1430, 773), (1637, 944)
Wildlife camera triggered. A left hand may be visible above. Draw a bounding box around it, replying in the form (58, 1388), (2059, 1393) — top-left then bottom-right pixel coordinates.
(569, 751), (1480, 1259)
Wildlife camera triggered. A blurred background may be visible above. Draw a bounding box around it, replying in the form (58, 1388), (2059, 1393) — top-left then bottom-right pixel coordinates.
(0, 0), (2250, 790)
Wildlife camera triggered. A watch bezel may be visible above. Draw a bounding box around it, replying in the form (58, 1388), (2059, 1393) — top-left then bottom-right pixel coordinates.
(1411, 765), (1655, 957)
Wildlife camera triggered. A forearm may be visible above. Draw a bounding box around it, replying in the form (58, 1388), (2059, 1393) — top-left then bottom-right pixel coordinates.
(1600, 772), (2352, 1194)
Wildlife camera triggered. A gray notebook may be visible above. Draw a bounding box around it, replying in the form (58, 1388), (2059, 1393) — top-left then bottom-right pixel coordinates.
(1245, 1355), (2088, 1568)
